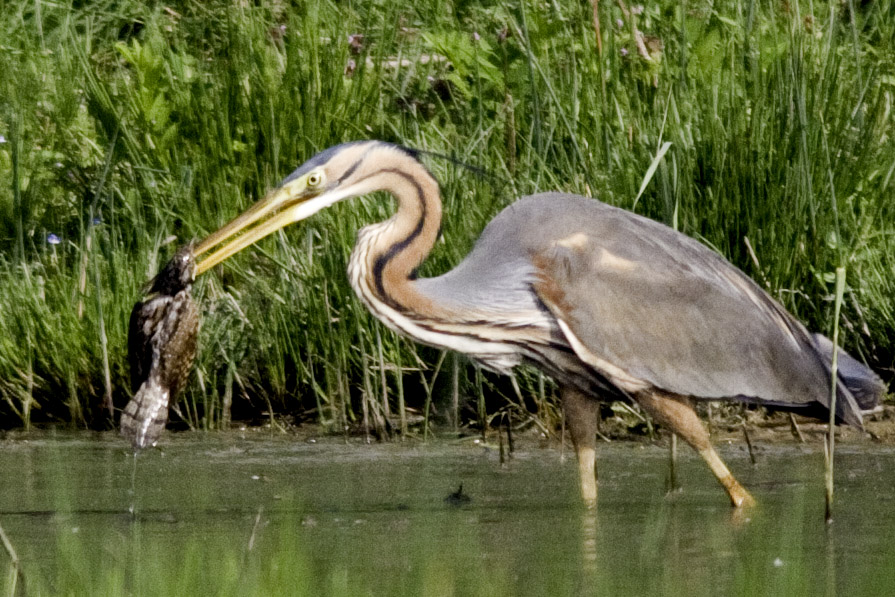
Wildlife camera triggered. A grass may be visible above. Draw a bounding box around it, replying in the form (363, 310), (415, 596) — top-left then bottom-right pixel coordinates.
(0, 0), (892, 431)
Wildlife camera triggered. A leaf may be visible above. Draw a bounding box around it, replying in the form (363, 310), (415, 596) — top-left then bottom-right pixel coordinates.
(632, 141), (672, 210)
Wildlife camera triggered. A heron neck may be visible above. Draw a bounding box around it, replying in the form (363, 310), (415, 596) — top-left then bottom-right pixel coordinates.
(348, 159), (450, 319)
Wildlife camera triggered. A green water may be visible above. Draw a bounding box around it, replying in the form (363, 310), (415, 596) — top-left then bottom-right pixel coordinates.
(0, 432), (893, 596)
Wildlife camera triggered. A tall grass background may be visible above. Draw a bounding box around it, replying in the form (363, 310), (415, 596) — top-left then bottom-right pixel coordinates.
(0, 0), (892, 431)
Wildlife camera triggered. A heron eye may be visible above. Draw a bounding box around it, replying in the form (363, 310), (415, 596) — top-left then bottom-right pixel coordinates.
(307, 172), (323, 187)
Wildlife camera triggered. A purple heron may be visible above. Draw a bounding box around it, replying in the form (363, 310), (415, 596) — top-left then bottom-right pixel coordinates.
(193, 141), (884, 507)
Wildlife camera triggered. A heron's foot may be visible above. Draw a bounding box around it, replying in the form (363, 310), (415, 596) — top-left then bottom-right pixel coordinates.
(694, 446), (755, 508)
(580, 487), (597, 510)
(663, 485), (684, 501)
(722, 476), (756, 508)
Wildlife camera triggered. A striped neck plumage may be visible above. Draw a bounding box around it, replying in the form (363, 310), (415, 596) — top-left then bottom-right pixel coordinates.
(345, 149), (449, 322)
(344, 145), (549, 372)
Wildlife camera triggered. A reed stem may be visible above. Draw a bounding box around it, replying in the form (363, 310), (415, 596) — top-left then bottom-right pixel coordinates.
(825, 266), (846, 524)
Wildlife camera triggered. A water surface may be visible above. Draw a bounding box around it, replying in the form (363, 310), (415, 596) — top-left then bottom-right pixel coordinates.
(0, 432), (893, 595)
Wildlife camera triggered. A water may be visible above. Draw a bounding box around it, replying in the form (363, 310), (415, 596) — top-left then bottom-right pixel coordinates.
(0, 431), (893, 595)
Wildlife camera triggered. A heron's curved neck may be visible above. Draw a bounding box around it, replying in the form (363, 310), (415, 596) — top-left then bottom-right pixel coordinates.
(348, 156), (449, 319)
(345, 148), (549, 371)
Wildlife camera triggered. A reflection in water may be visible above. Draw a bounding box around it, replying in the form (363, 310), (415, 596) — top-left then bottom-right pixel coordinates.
(727, 501), (754, 528)
(128, 452), (138, 518)
(578, 512), (599, 597)
(580, 512), (597, 565)
(825, 527), (836, 597)
(0, 520), (26, 595)
(0, 434), (891, 595)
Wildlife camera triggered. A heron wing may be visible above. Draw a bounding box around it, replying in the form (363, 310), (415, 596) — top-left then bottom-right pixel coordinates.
(483, 193), (862, 425)
(812, 333), (885, 411)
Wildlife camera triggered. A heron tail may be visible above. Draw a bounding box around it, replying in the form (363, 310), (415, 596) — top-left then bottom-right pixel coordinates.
(812, 334), (886, 412)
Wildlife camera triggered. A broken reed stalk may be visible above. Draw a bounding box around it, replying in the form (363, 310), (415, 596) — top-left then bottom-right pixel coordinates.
(416, 349), (446, 441)
(506, 412), (515, 455)
(742, 424), (757, 465)
(129, 451), (139, 520)
(375, 327), (390, 421)
(825, 267), (846, 524)
(360, 352), (372, 444)
(247, 506), (264, 552)
(394, 348), (407, 437)
(499, 418), (506, 466)
(788, 412), (806, 443)
(560, 410), (566, 463)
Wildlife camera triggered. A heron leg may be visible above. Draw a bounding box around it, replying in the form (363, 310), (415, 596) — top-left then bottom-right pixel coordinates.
(562, 386), (600, 508)
(636, 391), (755, 508)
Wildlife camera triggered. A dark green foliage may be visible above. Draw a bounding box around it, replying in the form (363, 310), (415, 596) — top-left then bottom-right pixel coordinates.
(0, 0), (892, 430)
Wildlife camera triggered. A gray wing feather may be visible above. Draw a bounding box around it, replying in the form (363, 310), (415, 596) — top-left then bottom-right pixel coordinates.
(479, 193), (864, 426)
(812, 333), (885, 411)
(415, 236), (542, 316)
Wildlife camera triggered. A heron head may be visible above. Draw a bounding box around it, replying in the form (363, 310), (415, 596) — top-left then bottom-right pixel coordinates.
(194, 140), (418, 275)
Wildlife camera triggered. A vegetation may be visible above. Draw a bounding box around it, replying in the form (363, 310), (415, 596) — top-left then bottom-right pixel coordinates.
(0, 0), (892, 432)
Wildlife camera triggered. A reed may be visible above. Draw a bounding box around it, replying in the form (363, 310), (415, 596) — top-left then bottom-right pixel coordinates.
(0, 0), (891, 432)
(825, 266), (847, 523)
